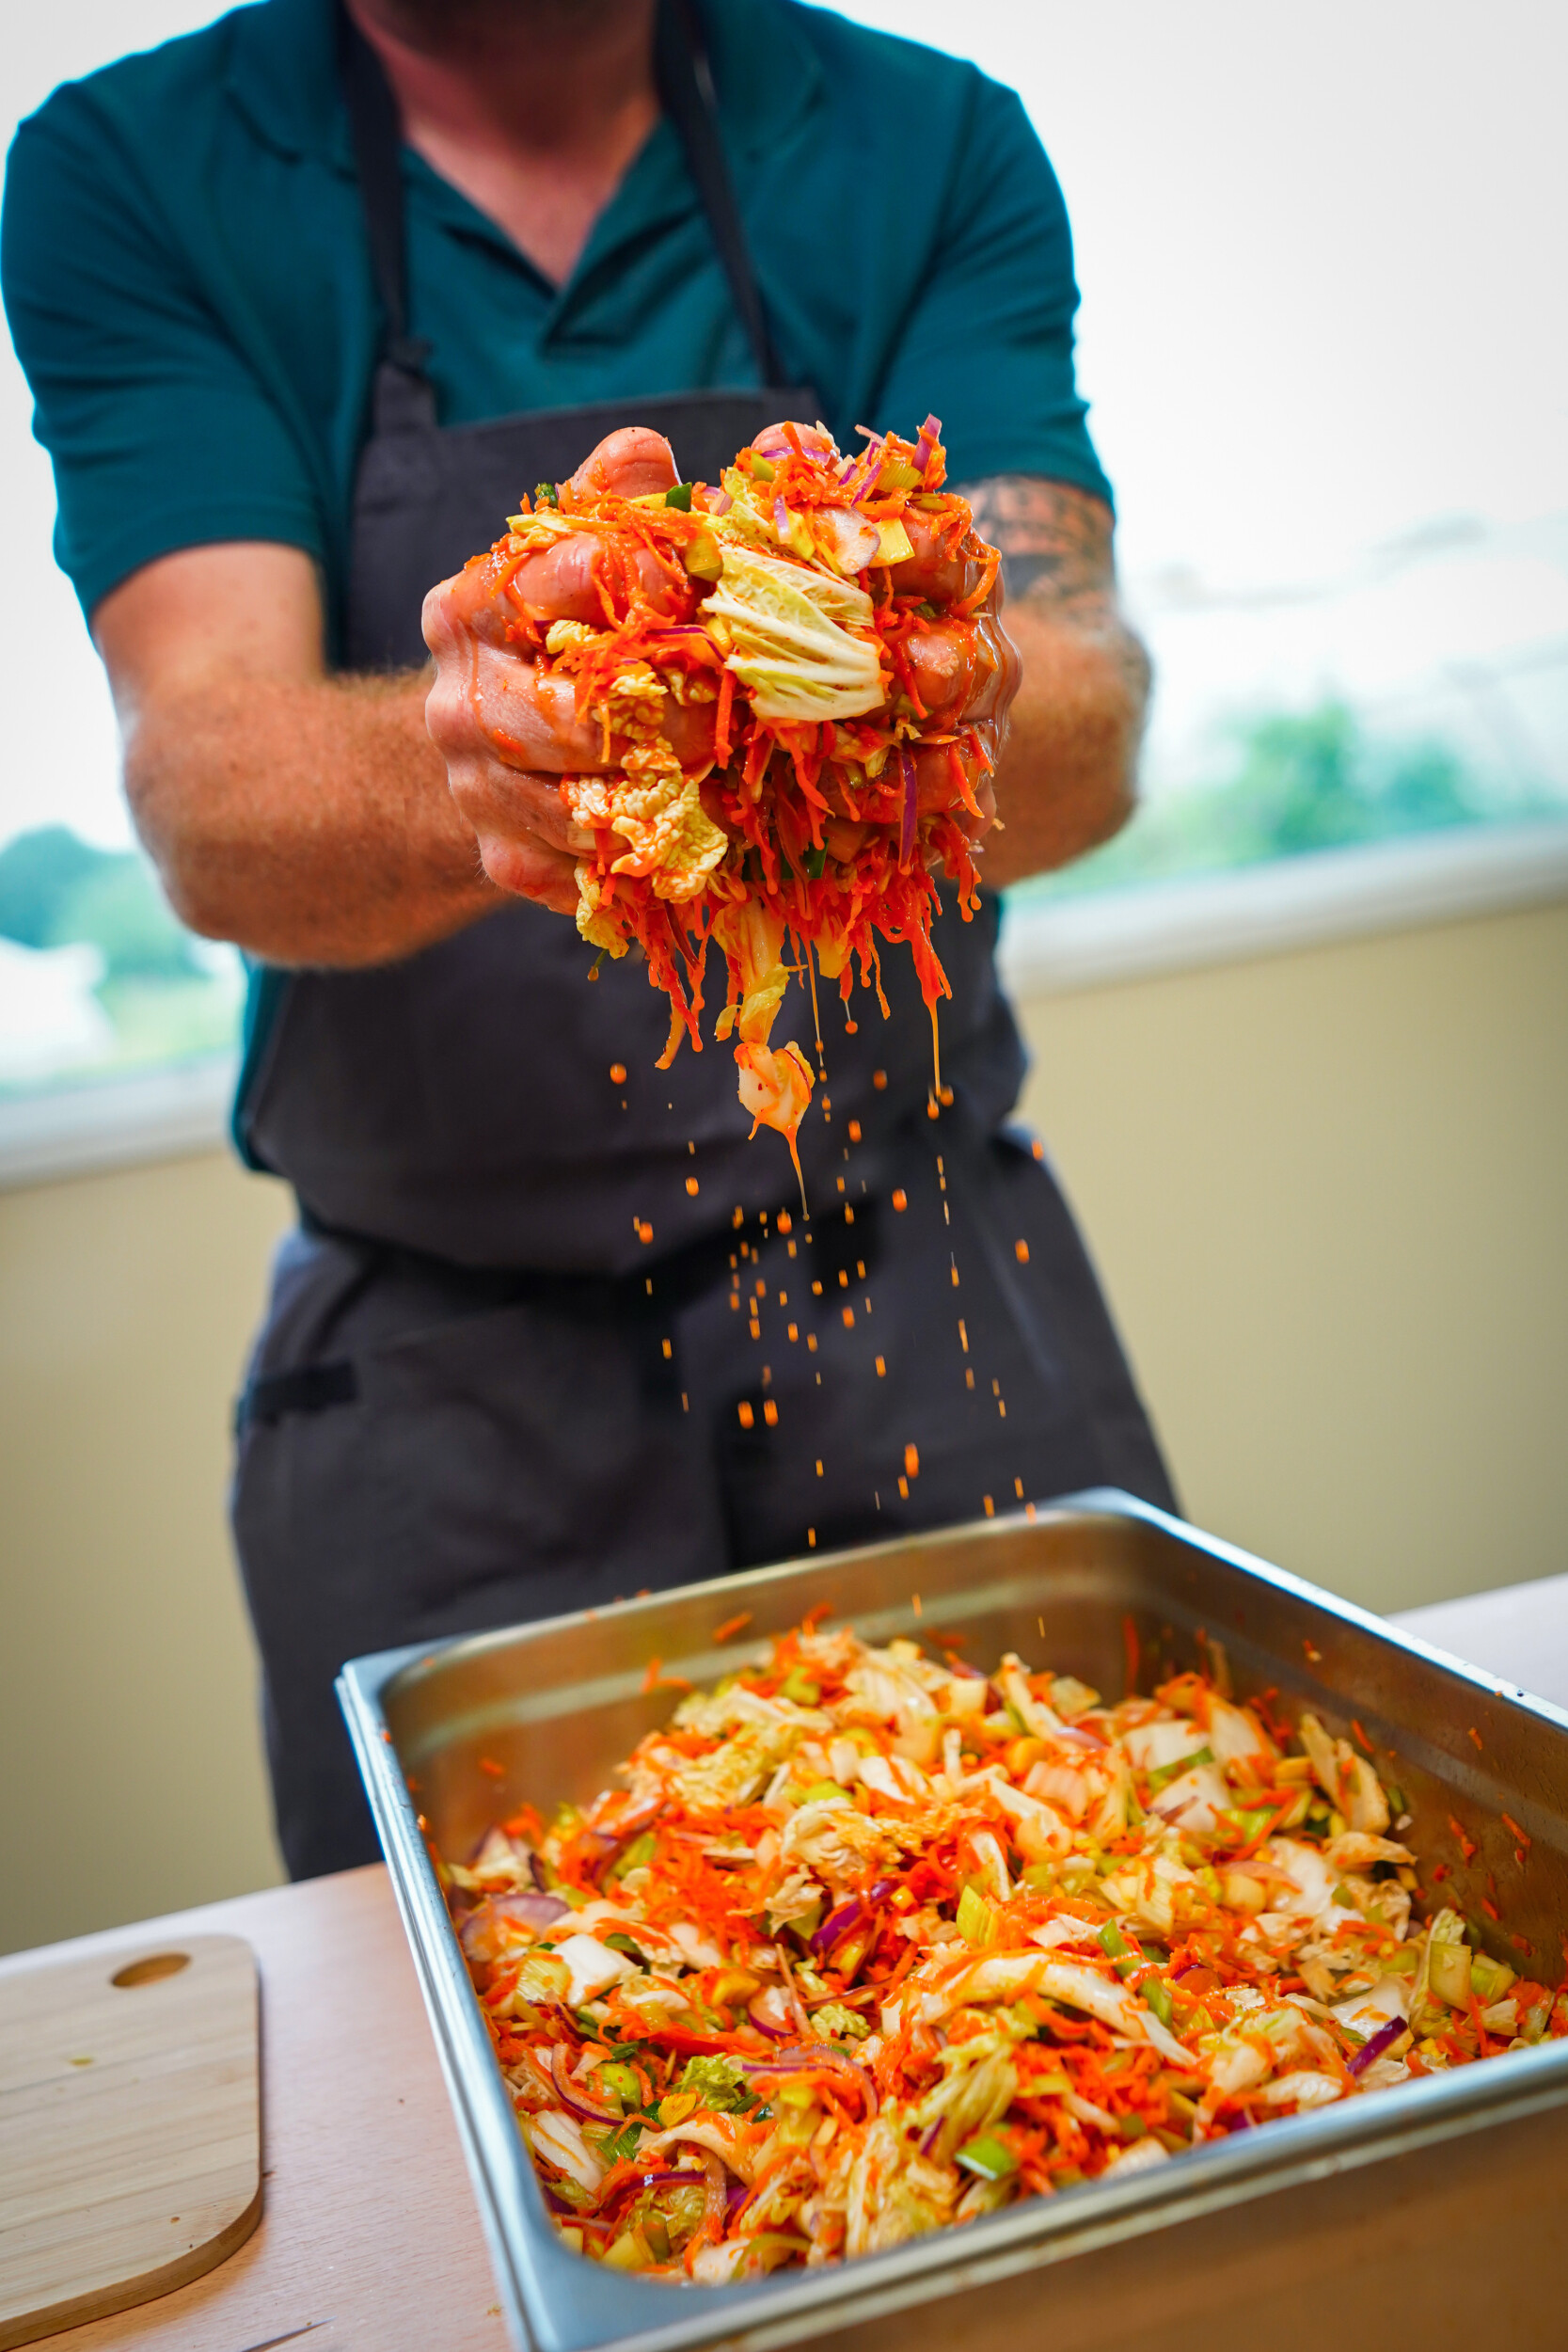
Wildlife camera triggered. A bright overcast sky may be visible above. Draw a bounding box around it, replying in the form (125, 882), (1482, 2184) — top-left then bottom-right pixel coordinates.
(2, 0), (1564, 848)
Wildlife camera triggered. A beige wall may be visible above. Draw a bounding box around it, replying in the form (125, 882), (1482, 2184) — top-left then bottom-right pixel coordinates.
(1, 1155), (292, 1955)
(3, 895), (1565, 1954)
(1015, 898), (1568, 1614)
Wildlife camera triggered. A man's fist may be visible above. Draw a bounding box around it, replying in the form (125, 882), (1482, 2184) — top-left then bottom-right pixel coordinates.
(421, 422), (1018, 913)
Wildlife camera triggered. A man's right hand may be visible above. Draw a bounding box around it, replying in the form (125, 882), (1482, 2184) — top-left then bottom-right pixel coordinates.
(422, 425), (719, 914)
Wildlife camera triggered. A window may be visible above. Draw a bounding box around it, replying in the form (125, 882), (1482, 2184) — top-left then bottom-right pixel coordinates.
(832, 0), (1568, 908)
(1, 3), (239, 1110)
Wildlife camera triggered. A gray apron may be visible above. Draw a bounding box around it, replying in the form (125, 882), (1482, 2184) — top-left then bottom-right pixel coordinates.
(231, 0), (1176, 1879)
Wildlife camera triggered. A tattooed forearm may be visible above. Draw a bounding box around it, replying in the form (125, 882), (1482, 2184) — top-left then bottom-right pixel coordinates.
(952, 475), (1151, 882)
(960, 471), (1150, 701)
(958, 474), (1116, 610)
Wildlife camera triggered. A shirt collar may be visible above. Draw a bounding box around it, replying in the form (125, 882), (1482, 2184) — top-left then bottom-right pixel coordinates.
(222, 0), (826, 175)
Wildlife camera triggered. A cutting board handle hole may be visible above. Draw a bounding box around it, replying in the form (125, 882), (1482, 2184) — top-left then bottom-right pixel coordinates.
(111, 1951), (192, 1989)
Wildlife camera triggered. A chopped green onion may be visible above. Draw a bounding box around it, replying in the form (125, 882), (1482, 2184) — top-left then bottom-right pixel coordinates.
(533, 481), (561, 508)
(957, 1883), (998, 1947)
(1147, 1745), (1214, 1791)
(1429, 1940), (1473, 2008)
(750, 455), (777, 483)
(610, 1832), (657, 1879)
(955, 2132), (1018, 2182)
(1223, 1805), (1277, 1847)
(663, 482), (694, 511)
(778, 1668), (821, 1705)
(802, 844), (828, 878)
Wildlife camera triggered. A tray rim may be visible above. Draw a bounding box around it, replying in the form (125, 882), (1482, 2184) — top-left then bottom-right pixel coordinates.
(338, 1487), (1568, 2352)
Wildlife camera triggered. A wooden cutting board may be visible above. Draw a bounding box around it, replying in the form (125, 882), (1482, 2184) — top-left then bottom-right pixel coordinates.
(0, 1932), (261, 2348)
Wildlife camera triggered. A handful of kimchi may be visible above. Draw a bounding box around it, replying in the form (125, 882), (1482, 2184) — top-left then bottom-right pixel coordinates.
(461, 418), (1011, 1184)
(441, 1618), (1567, 2282)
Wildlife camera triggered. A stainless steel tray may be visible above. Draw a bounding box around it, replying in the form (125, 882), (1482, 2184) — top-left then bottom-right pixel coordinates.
(338, 1492), (1568, 2352)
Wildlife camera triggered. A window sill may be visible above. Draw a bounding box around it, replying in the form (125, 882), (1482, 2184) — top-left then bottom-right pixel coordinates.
(4, 821), (1566, 1191)
(997, 818), (1568, 998)
(0, 1053), (240, 1193)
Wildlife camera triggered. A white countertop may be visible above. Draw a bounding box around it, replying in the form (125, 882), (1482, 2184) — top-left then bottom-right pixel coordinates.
(1393, 1571), (1568, 1710)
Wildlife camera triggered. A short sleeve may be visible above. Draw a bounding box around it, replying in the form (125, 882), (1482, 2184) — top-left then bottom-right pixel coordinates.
(873, 76), (1113, 509)
(2, 87), (326, 620)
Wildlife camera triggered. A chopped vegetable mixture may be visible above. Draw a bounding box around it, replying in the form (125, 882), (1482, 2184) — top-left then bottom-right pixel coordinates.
(440, 1620), (1566, 2281)
(465, 418), (1007, 1184)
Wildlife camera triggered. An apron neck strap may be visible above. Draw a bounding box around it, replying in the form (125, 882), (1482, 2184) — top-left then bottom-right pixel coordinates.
(335, 0), (793, 439)
(336, 2), (436, 431)
(654, 0), (790, 392)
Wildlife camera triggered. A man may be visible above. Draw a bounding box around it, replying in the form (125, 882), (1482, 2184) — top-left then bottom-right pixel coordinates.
(3, 0), (1174, 1880)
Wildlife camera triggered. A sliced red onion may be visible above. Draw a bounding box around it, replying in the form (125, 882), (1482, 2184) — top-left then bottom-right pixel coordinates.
(897, 749), (918, 867)
(598, 2168), (702, 2217)
(1347, 2015), (1406, 2076)
(709, 489), (733, 516)
(868, 1877), (897, 1904)
(457, 1890), (569, 1957)
(945, 1655), (985, 1681)
(742, 2045), (878, 2112)
(920, 2120), (942, 2156)
(499, 1890), (570, 1929)
(812, 1897), (865, 1956)
(550, 2042), (622, 2125)
(913, 414), (943, 481)
(747, 1992), (793, 2040)
(773, 492), (792, 543)
(741, 2045), (859, 2074)
(529, 1851), (550, 1893)
(850, 431), (884, 507)
(725, 2177), (750, 2222)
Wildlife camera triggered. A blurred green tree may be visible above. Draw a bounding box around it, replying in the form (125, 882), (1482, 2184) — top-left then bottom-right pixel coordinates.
(0, 824), (111, 948)
(0, 824), (197, 979)
(1018, 700), (1550, 903)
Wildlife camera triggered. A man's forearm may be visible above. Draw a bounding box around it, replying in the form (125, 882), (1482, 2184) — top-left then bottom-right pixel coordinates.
(126, 668), (498, 967)
(959, 477), (1150, 889)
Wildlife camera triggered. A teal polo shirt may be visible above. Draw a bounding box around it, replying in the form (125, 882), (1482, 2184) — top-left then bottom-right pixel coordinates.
(3, 0), (1112, 644)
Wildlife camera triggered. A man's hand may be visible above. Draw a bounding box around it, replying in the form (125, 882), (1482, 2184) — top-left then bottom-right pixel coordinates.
(422, 425), (714, 914)
(955, 478), (1149, 884)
